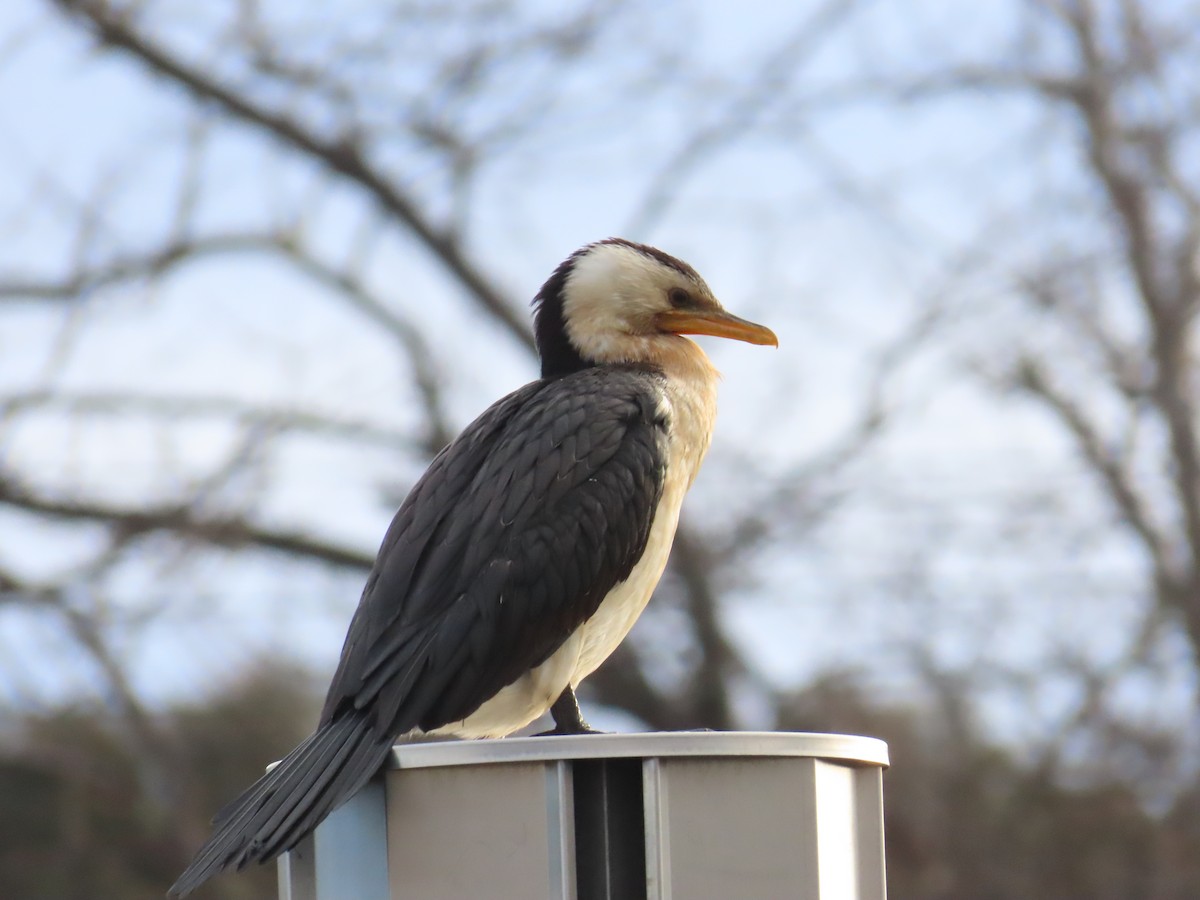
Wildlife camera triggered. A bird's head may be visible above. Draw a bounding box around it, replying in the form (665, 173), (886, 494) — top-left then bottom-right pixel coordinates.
(533, 238), (778, 378)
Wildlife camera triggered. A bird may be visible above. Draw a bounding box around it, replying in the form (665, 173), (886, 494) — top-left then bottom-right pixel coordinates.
(168, 237), (777, 897)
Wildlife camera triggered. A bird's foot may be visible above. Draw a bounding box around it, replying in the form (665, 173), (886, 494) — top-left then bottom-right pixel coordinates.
(533, 723), (607, 737)
(536, 687), (604, 736)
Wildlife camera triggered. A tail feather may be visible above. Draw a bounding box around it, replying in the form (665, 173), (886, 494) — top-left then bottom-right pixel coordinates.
(168, 714), (393, 898)
(211, 714), (339, 828)
(254, 719), (369, 859)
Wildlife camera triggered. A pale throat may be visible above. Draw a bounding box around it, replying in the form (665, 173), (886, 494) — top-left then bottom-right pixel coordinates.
(656, 336), (720, 482)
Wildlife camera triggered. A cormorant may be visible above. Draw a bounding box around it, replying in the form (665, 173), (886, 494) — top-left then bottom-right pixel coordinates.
(169, 237), (777, 896)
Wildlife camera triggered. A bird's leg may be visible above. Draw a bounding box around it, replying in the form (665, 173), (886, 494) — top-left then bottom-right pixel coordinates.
(535, 686), (604, 736)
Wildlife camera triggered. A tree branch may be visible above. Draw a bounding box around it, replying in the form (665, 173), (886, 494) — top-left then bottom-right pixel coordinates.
(0, 231), (275, 302)
(1, 388), (417, 447)
(1015, 357), (1179, 590)
(51, 0), (534, 351)
(0, 468), (373, 570)
(624, 0), (863, 237)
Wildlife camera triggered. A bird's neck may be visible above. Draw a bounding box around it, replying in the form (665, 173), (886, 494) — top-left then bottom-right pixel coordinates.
(655, 337), (720, 487)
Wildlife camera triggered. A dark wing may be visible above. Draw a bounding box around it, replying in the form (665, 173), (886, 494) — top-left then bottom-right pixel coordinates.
(321, 364), (669, 734)
(167, 366), (669, 896)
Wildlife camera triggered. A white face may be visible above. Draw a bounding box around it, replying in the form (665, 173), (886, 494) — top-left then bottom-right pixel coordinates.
(561, 242), (714, 363)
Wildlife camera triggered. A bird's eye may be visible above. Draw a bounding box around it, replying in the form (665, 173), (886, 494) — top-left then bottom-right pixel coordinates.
(668, 287), (691, 308)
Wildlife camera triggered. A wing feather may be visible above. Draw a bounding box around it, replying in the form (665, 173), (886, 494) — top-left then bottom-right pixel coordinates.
(321, 365), (668, 735)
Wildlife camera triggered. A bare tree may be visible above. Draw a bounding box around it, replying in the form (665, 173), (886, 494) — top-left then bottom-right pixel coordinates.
(7, 1), (1200, 896)
(888, 0), (1200, 782)
(0, 3), (878, 884)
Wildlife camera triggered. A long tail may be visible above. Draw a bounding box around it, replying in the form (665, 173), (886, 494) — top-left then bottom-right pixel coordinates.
(168, 713), (394, 897)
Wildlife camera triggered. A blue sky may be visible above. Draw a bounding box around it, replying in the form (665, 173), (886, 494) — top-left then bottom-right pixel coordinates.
(0, 0), (1190, 766)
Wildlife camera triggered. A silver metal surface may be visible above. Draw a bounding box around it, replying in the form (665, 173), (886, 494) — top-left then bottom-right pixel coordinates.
(854, 760), (888, 897)
(641, 758), (670, 900)
(657, 757), (821, 898)
(388, 730), (889, 770)
(277, 779), (387, 900)
(277, 836), (314, 900)
(546, 759), (578, 900)
(813, 759), (858, 897)
(385, 759), (565, 899)
(317, 778), (389, 900)
(282, 731), (889, 900)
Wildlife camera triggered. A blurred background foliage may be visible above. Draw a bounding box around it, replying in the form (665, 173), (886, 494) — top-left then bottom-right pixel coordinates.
(2, 0), (1200, 896)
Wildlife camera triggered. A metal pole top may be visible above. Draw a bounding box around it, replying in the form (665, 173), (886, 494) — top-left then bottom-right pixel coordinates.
(388, 730), (890, 770)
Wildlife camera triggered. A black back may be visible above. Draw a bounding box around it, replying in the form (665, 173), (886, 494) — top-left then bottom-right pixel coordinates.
(322, 364), (670, 733)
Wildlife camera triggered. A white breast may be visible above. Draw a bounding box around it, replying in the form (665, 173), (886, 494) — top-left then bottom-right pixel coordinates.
(569, 459), (690, 682)
(571, 351), (716, 682)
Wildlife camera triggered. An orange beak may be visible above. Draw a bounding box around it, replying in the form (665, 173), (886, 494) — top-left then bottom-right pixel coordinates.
(655, 308), (778, 347)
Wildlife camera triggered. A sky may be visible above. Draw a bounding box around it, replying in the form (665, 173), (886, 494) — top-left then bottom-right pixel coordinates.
(0, 0), (1192, 766)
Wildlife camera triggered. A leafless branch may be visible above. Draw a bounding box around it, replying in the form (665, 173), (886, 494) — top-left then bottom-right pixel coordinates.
(0, 389), (417, 449)
(0, 231), (273, 302)
(1015, 357), (1176, 579)
(269, 234), (456, 452)
(50, 0), (534, 351)
(0, 467), (373, 570)
(624, 0), (864, 237)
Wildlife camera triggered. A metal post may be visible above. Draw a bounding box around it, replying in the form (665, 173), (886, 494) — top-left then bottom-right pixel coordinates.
(279, 731), (889, 900)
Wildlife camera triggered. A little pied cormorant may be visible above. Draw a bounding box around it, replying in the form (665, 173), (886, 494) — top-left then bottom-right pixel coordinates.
(169, 237), (777, 897)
